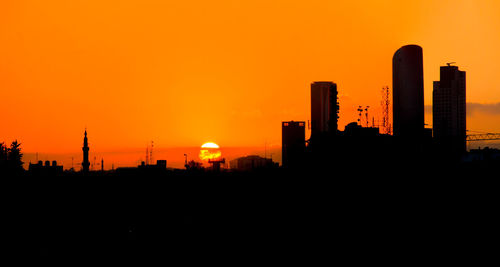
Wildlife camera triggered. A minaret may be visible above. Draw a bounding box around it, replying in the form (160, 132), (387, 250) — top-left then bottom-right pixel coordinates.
(82, 129), (90, 173)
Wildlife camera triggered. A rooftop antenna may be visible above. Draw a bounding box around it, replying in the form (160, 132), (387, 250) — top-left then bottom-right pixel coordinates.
(145, 146), (149, 165)
(446, 62), (456, 66)
(365, 106), (370, 127)
(381, 86), (391, 135)
(357, 106), (363, 125)
(150, 141), (154, 165)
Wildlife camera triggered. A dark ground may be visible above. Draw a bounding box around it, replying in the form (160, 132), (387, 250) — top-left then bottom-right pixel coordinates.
(2, 165), (498, 264)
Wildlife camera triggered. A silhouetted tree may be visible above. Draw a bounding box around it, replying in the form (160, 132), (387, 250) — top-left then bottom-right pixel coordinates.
(185, 160), (204, 171)
(0, 140), (24, 174)
(8, 140), (24, 171)
(0, 142), (7, 169)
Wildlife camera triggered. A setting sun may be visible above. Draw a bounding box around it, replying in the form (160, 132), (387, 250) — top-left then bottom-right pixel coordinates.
(201, 142), (220, 149)
(199, 142), (222, 161)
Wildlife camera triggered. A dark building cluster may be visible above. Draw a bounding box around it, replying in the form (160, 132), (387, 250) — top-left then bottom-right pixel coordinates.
(229, 155), (278, 171)
(282, 44), (468, 169)
(115, 159), (167, 175)
(28, 160), (63, 175)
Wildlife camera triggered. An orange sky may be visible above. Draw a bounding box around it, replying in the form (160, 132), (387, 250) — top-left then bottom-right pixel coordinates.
(1, 1), (500, 168)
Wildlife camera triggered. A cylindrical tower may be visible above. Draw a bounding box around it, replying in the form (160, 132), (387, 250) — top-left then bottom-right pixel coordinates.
(392, 45), (424, 138)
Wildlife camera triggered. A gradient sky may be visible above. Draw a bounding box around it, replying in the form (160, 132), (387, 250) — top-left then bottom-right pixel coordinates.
(1, 0), (500, 168)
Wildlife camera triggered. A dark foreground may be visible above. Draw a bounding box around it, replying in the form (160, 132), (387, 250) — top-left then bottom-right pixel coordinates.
(2, 166), (498, 264)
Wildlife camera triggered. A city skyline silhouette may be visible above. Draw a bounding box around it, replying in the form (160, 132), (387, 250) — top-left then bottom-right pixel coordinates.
(5, 46), (500, 171)
(2, 1), (500, 163)
(2, 1), (500, 263)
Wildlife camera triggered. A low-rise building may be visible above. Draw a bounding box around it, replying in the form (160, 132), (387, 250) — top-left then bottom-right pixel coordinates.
(28, 160), (63, 175)
(230, 155), (278, 171)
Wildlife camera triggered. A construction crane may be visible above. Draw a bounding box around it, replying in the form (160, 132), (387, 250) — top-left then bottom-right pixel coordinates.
(466, 133), (500, 141)
(421, 127), (500, 142)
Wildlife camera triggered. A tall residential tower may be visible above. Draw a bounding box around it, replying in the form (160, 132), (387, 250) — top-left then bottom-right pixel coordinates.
(311, 82), (339, 137)
(433, 64), (466, 155)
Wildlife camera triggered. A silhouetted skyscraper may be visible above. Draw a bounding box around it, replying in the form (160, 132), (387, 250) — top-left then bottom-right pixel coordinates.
(82, 130), (90, 173)
(433, 64), (466, 155)
(311, 82), (339, 137)
(393, 45), (424, 138)
(282, 121), (305, 168)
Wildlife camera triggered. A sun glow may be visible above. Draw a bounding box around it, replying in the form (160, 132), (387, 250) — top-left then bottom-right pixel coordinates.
(201, 142), (220, 149)
(199, 142), (222, 161)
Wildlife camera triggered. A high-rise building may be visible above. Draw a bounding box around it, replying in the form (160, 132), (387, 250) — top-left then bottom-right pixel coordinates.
(433, 64), (466, 154)
(392, 45), (424, 138)
(82, 129), (90, 173)
(282, 121), (305, 168)
(311, 82), (339, 137)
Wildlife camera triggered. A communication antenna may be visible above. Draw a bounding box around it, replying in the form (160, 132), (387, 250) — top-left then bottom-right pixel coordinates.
(357, 106), (363, 125)
(381, 86), (391, 134)
(365, 106), (370, 127)
(145, 146), (149, 165)
(150, 141), (154, 165)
